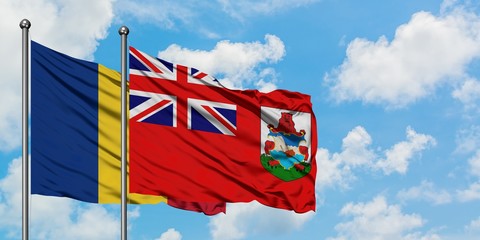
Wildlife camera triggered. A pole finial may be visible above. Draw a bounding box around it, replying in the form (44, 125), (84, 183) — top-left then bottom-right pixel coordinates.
(19, 19), (31, 29)
(119, 26), (129, 36)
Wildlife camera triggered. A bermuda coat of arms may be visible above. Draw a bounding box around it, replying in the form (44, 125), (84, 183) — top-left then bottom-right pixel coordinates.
(260, 107), (312, 181)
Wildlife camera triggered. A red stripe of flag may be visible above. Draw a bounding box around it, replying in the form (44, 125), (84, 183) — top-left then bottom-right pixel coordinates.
(194, 72), (208, 79)
(202, 105), (236, 135)
(131, 99), (171, 123)
(130, 47), (163, 74)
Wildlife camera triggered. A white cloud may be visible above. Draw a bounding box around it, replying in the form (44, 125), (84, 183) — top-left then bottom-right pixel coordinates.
(0, 158), (120, 239)
(455, 125), (480, 154)
(6, 0), (114, 60)
(316, 148), (354, 191)
(326, 7), (480, 108)
(209, 201), (315, 240)
(468, 150), (480, 177)
(452, 78), (480, 111)
(316, 126), (435, 191)
(0, 0), (115, 151)
(403, 232), (442, 240)
(128, 206), (141, 219)
(465, 216), (480, 233)
(158, 34), (285, 90)
(315, 126), (375, 191)
(375, 127), (436, 175)
(435, 216), (480, 240)
(440, 0), (459, 13)
(115, 0), (193, 29)
(115, 0), (319, 38)
(155, 228), (182, 240)
(0, 157), (23, 231)
(30, 201), (119, 240)
(254, 68), (280, 92)
(456, 149), (480, 202)
(457, 182), (480, 202)
(115, 0), (319, 39)
(396, 180), (452, 205)
(339, 126), (376, 167)
(328, 196), (430, 240)
(217, 0), (319, 21)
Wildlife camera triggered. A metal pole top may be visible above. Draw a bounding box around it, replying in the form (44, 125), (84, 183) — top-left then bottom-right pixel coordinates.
(118, 26), (129, 36)
(19, 19), (31, 29)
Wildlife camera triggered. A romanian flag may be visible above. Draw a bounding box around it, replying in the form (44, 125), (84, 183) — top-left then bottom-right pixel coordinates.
(30, 41), (224, 215)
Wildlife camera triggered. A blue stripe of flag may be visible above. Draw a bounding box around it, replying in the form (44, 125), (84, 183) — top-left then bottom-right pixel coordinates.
(31, 41), (99, 203)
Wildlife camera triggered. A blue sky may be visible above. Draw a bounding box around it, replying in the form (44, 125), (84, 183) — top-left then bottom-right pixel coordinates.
(1, 0), (480, 239)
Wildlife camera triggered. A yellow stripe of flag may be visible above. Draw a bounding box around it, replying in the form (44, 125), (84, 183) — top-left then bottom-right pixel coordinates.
(98, 64), (167, 204)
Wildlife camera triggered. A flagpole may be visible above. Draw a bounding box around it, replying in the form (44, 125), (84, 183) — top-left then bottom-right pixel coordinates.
(20, 18), (31, 240)
(119, 25), (129, 240)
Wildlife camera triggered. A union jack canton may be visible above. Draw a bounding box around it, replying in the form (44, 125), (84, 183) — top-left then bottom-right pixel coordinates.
(129, 46), (237, 136)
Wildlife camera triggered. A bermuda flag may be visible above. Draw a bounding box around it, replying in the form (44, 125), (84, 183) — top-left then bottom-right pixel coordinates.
(129, 46), (317, 213)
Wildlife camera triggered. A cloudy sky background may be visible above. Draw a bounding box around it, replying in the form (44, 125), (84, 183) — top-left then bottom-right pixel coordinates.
(1, 0), (480, 239)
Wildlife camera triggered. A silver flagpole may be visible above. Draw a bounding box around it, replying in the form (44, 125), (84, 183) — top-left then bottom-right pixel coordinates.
(119, 25), (129, 240)
(20, 19), (31, 240)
